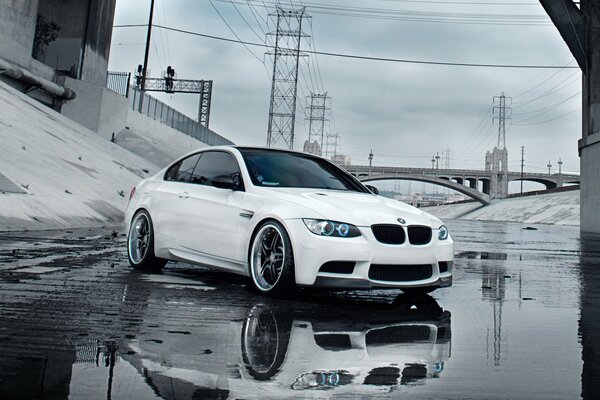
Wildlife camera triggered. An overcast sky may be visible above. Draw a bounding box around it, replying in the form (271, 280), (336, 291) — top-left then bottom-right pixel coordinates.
(109, 0), (581, 178)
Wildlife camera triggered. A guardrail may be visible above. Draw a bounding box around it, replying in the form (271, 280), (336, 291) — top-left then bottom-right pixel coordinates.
(105, 71), (233, 146)
(106, 71), (130, 97)
(129, 88), (232, 146)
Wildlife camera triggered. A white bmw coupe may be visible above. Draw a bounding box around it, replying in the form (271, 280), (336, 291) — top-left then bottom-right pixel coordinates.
(125, 146), (454, 295)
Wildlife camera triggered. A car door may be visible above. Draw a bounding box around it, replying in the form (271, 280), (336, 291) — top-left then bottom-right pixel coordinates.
(151, 152), (202, 248)
(176, 151), (245, 262)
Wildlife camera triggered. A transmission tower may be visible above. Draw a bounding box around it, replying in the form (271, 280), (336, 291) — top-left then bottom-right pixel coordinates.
(306, 92), (328, 153)
(266, 7), (310, 149)
(488, 92), (512, 198)
(493, 92), (512, 149)
(325, 132), (339, 159)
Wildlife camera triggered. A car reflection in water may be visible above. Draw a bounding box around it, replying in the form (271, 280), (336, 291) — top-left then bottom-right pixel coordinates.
(120, 294), (451, 398)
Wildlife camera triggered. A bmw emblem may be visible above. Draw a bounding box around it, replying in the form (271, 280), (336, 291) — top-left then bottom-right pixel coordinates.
(397, 218), (406, 224)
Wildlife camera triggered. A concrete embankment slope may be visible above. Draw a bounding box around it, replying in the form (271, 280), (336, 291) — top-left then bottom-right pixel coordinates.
(424, 190), (580, 226)
(0, 80), (160, 231)
(112, 111), (208, 168)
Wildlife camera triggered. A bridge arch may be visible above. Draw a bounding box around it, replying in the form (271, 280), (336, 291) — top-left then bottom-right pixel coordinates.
(359, 173), (491, 205)
(509, 177), (557, 190)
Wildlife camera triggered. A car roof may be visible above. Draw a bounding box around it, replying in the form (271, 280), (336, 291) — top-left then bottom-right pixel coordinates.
(233, 146), (323, 158)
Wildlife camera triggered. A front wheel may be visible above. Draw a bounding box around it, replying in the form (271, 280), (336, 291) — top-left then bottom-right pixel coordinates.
(249, 220), (295, 296)
(127, 210), (167, 271)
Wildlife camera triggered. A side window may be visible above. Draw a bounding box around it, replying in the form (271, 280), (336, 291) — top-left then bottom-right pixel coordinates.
(164, 153), (201, 182)
(191, 151), (242, 188)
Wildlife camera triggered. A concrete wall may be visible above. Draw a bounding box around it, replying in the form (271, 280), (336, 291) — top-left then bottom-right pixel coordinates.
(36, 0), (88, 76)
(36, 0), (116, 86)
(126, 110), (209, 152)
(580, 134), (600, 234)
(59, 77), (102, 133)
(0, 0), (38, 68)
(80, 0), (116, 87)
(97, 89), (129, 140)
(60, 77), (129, 140)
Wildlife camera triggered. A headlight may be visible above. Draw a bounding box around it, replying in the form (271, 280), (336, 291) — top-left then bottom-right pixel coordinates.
(292, 371), (352, 390)
(303, 219), (361, 238)
(438, 225), (449, 240)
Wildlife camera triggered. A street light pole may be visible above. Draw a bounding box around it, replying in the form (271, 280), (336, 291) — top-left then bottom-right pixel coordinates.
(368, 150), (373, 175)
(558, 158), (563, 174)
(520, 146), (524, 195)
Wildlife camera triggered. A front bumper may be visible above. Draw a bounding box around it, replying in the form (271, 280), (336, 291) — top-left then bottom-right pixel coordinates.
(283, 219), (454, 289)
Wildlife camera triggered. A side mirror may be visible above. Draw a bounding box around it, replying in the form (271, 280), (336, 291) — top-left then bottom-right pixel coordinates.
(365, 184), (379, 195)
(212, 173), (242, 190)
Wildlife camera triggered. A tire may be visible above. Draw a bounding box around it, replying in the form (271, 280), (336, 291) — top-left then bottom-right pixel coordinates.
(127, 210), (167, 271)
(248, 220), (295, 296)
(241, 304), (292, 380)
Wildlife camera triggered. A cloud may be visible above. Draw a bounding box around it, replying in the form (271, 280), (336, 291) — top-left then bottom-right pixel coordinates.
(109, 0), (581, 173)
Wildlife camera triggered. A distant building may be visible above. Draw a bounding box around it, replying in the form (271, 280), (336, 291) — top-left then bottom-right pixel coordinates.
(303, 140), (321, 156)
(331, 154), (351, 166)
(485, 147), (509, 198)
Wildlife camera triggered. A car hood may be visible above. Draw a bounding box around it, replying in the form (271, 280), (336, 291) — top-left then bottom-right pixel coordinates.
(258, 188), (441, 227)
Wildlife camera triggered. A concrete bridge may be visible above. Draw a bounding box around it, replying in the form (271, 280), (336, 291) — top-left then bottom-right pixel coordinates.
(344, 165), (580, 205)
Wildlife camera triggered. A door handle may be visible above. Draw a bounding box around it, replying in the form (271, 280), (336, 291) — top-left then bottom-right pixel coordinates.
(178, 191), (189, 199)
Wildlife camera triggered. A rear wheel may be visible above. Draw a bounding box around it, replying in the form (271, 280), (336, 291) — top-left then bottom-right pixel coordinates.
(127, 210), (167, 271)
(249, 221), (295, 296)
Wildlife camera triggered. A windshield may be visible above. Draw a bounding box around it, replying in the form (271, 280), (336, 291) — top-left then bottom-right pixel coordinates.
(239, 149), (368, 192)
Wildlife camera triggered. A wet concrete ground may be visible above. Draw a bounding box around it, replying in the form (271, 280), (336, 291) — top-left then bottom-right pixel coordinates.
(0, 220), (599, 399)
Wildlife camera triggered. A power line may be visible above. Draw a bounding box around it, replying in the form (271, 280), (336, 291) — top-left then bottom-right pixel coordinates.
(113, 24), (581, 69)
(513, 107), (581, 126)
(513, 92), (579, 119)
(229, 0), (265, 41)
(372, 0), (542, 5)
(512, 71), (580, 108)
(212, 0), (551, 26)
(207, 0), (265, 63)
(512, 61), (574, 98)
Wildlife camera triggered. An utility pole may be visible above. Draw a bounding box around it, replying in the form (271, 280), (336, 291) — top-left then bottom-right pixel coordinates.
(368, 149), (373, 175)
(138, 0), (155, 112)
(547, 161), (552, 175)
(520, 146), (525, 194)
(266, 6), (309, 150)
(431, 155), (435, 171)
(435, 152), (440, 172)
(444, 148), (450, 196)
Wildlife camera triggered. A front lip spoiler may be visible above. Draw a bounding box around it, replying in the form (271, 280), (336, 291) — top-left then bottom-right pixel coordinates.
(309, 275), (452, 289)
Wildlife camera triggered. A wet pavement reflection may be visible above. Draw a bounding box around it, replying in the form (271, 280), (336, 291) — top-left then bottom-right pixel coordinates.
(0, 220), (599, 399)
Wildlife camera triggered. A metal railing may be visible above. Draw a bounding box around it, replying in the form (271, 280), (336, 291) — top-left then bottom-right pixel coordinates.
(105, 71), (233, 146)
(106, 71), (130, 97)
(129, 88), (232, 146)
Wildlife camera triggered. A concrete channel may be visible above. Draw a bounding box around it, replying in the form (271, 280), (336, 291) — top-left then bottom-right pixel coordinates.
(0, 220), (598, 399)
